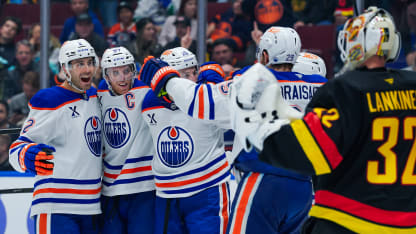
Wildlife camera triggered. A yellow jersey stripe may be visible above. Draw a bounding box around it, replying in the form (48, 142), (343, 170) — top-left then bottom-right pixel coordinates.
(291, 120), (331, 175)
(310, 205), (416, 233)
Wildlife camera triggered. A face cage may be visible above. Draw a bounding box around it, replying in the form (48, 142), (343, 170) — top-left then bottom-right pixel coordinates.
(104, 63), (137, 94)
(63, 56), (99, 92)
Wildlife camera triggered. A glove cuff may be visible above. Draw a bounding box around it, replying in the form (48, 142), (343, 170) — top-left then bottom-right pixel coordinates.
(18, 143), (36, 171)
(199, 63), (225, 78)
(151, 67), (180, 91)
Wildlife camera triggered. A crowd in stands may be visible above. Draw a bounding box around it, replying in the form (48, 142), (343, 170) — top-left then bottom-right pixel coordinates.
(0, 0), (414, 170)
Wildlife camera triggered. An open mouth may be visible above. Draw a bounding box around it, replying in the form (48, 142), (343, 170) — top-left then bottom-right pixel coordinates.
(80, 77), (91, 83)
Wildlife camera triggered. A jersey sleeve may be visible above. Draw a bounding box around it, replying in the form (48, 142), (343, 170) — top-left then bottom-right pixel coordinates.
(9, 106), (59, 172)
(259, 79), (360, 176)
(165, 78), (232, 129)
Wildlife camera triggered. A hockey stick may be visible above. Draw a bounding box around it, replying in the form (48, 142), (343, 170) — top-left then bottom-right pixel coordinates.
(0, 128), (21, 135)
(0, 188), (33, 194)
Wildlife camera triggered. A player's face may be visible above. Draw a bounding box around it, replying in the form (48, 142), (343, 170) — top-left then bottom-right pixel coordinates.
(179, 67), (198, 82)
(68, 57), (96, 91)
(106, 65), (134, 95)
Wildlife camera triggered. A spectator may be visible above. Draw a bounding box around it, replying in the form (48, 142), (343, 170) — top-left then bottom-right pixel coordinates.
(88, 0), (118, 28)
(158, 0), (197, 47)
(68, 13), (109, 57)
(4, 40), (38, 101)
(0, 100), (18, 142)
(126, 17), (162, 64)
(107, 1), (137, 48)
(60, 0), (104, 43)
(241, 0), (297, 31)
(0, 16), (22, 68)
(293, 0), (336, 29)
(0, 134), (12, 171)
(207, 0), (252, 51)
(9, 71), (40, 126)
(210, 38), (244, 68)
(28, 23), (61, 75)
(163, 16), (197, 54)
(134, 0), (179, 27)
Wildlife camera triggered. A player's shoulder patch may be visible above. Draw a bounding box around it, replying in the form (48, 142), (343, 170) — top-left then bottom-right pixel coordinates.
(218, 80), (233, 95)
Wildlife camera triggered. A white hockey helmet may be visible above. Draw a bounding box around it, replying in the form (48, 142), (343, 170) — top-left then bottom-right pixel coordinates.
(337, 6), (401, 70)
(292, 52), (327, 77)
(160, 47), (198, 71)
(101, 47), (136, 93)
(257, 26), (301, 66)
(59, 39), (99, 91)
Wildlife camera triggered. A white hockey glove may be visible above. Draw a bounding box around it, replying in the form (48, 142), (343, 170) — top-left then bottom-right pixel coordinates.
(229, 63), (303, 151)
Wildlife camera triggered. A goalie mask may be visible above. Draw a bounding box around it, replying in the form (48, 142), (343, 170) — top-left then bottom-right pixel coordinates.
(59, 39), (99, 92)
(292, 52), (327, 77)
(160, 47), (198, 71)
(337, 6), (401, 70)
(256, 26), (301, 66)
(101, 47), (136, 95)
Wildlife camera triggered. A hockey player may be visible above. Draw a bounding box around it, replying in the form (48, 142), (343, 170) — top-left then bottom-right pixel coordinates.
(230, 7), (415, 233)
(9, 39), (102, 233)
(292, 52), (327, 77)
(140, 47), (231, 234)
(140, 28), (327, 233)
(97, 47), (155, 234)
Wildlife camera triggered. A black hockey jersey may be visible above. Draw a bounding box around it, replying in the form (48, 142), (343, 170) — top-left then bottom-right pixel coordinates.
(259, 68), (416, 232)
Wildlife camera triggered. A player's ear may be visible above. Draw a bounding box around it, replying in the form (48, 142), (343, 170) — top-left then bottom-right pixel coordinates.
(61, 64), (70, 78)
(261, 51), (269, 65)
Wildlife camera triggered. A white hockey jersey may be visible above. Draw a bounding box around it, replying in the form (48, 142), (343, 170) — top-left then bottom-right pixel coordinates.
(9, 86), (102, 217)
(98, 79), (155, 196)
(141, 90), (230, 198)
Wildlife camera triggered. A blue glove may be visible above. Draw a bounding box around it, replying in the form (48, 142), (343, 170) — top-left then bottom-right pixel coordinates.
(197, 62), (225, 84)
(139, 56), (180, 96)
(19, 143), (55, 175)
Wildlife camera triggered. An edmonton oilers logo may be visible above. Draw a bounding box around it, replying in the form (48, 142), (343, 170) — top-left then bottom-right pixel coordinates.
(84, 116), (102, 157)
(157, 126), (194, 168)
(103, 108), (131, 148)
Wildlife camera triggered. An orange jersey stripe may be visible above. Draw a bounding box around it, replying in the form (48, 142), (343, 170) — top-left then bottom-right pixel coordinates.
(33, 187), (101, 197)
(232, 172), (261, 234)
(39, 213), (47, 234)
(142, 106), (165, 112)
(198, 86), (205, 119)
(10, 141), (25, 149)
(221, 183), (229, 234)
(104, 165), (152, 179)
(156, 161), (229, 188)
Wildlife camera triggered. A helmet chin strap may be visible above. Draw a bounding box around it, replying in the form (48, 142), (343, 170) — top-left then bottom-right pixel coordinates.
(65, 72), (85, 93)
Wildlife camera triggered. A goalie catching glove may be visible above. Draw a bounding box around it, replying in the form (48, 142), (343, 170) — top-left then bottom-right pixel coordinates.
(19, 143), (55, 175)
(139, 56), (180, 96)
(229, 63), (303, 151)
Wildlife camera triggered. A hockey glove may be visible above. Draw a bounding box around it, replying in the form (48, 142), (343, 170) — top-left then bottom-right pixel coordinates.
(229, 63), (303, 151)
(19, 143), (55, 176)
(197, 62), (225, 84)
(139, 56), (180, 96)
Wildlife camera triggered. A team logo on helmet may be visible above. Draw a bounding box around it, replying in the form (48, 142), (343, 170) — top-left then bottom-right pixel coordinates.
(349, 44), (364, 61)
(103, 108), (131, 148)
(84, 116), (102, 157)
(157, 126), (194, 168)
